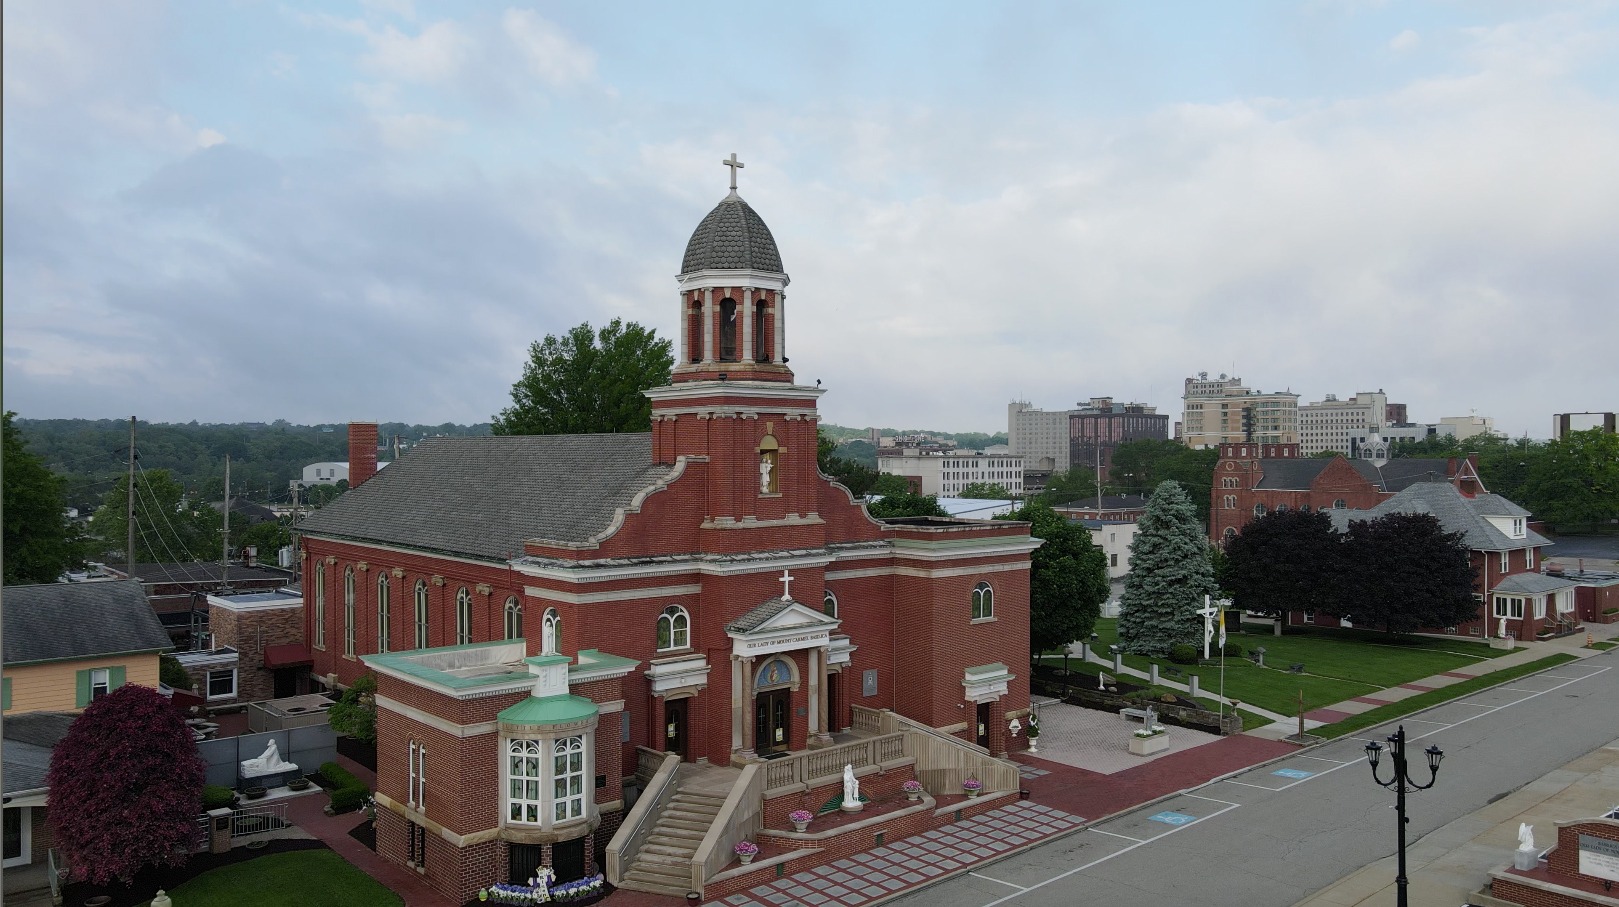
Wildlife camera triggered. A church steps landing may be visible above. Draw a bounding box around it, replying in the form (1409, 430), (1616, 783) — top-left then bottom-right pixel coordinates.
(617, 787), (731, 895)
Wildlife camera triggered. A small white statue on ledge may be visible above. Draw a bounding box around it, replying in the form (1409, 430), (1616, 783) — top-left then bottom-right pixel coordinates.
(841, 763), (863, 812)
(1517, 823), (1535, 852)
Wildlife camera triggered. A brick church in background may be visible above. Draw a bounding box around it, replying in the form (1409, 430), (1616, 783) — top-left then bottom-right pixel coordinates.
(294, 161), (1038, 903)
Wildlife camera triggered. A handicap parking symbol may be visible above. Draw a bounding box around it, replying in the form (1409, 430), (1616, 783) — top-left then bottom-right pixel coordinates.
(1272, 768), (1314, 779)
(1149, 811), (1195, 825)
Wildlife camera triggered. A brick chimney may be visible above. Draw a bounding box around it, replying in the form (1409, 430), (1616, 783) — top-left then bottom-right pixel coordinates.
(349, 422), (379, 488)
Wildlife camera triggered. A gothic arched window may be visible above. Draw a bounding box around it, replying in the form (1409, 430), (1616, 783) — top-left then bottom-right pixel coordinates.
(823, 589), (837, 619)
(719, 298), (738, 361)
(414, 580), (430, 649)
(656, 605), (690, 651)
(314, 562), (326, 650)
(343, 567), (356, 656)
(377, 575), (391, 654)
(456, 587), (473, 645)
(504, 596), (523, 642)
(971, 582), (994, 620)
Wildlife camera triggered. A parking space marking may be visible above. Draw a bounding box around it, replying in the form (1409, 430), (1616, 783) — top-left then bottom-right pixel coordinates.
(1149, 811), (1196, 825)
(1297, 754), (1354, 764)
(1088, 828), (1146, 843)
(969, 872), (1028, 891)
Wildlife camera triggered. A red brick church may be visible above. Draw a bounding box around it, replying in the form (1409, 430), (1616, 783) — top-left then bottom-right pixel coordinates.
(294, 162), (1036, 902)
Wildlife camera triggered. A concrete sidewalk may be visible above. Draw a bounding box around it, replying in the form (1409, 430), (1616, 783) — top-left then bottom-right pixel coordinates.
(1294, 735), (1619, 907)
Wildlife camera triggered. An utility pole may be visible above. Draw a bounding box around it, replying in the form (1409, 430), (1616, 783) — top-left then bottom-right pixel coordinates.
(127, 416), (136, 577)
(220, 454), (232, 591)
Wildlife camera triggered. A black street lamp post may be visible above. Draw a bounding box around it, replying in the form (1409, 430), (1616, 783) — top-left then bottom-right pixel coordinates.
(1364, 725), (1445, 907)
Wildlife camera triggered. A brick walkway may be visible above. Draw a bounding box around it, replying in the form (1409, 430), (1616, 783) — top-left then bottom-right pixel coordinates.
(713, 803), (1083, 907)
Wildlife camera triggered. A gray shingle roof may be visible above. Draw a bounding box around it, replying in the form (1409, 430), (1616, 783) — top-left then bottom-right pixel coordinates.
(1494, 573), (1578, 595)
(1327, 481), (1548, 551)
(294, 435), (675, 560)
(3, 581), (171, 665)
(3, 713), (77, 794)
(681, 194), (784, 273)
(726, 597), (837, 634)
(1254, 457), (1457, 491)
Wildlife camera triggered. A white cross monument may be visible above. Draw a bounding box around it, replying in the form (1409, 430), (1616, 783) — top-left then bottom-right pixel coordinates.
(1197, 595), (1220, 660)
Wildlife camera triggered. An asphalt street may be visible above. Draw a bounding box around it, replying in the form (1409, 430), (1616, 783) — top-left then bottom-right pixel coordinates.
(887, 648), (1619, 907)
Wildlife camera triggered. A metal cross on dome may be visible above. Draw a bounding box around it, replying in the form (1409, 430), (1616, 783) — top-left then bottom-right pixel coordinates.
(779, 568), (794, 601)
(722, 153), (745, 191)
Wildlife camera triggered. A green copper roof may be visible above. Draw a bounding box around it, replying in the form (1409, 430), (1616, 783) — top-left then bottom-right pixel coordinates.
(570, 649), (640, 678)
(499, 694), (599, 725)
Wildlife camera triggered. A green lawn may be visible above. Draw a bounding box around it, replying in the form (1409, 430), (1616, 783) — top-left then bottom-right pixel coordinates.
(1047, 619), (1510, 717)
(1315, 654), (1578, 738)
(139, 850), (402, 907)
(1590, 641), (1617, 651)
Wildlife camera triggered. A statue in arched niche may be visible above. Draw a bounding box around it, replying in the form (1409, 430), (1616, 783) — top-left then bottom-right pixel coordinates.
(758, 427), (780, 494)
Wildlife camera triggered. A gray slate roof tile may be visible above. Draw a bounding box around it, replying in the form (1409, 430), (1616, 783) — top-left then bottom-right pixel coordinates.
(1327, 481), (1547, 551)
(3, 713), (77, 794)
(3, 581), (171, 665)
(1255, 457), (1457, 491)
(294, 434), (674, 560)
(682, 194), (784, 273)
(1493, 573), (1578, 594)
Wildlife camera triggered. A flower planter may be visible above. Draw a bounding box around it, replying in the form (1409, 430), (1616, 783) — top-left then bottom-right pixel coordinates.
(286, 778), (311, 791)
(965, 789), (980, 799)
(243, 786), (268, 800)
(792, 821), (809, 832)
(1129, 734), (1170, 756)
(905, 791), (921, 802)
(739, 853), (755, 865)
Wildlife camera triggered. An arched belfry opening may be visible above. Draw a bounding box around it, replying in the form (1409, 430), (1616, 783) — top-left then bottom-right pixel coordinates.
(720, 298), (738, 361)
(758, 427), (780, 495)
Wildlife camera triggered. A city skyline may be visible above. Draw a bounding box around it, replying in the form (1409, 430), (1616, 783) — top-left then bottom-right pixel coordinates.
(5, 1), (1616, 439)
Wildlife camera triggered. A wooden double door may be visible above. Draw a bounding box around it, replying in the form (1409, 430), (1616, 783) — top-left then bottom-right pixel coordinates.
(755, 689), (791, 754)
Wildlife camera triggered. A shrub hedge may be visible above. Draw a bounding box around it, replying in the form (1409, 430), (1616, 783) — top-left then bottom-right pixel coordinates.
(202, 784), (237, 810)
(320, 761), (370, 814)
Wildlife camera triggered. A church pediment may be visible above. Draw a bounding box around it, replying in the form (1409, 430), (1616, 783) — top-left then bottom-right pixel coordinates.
(727, 596), (839, 658)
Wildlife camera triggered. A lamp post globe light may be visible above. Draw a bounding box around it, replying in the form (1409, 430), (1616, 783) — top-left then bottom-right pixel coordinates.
(1364, 724), (1444, 907)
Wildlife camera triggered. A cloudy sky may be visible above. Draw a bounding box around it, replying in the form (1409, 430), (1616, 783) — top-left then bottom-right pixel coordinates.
(5, 1), (1616, 439)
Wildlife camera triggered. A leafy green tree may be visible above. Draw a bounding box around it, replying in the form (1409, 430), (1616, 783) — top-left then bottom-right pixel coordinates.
(1521, 429), (1619, 530)
(1117, 481), (1217, 657)
(327, 673), (378, 744)
(1223, 508), (1344, 635)
(47, 684), (207, 884)
(1105, 440), (1219, 524)
(236, 518), (292, 559)
(959, 482), (1013, 499)
(88, 469), (221, 564)
(159, 654), (193, 691)
(838, 439), (878, 467)
(4, 412), (80, 584)
(1337, 512), (1478, 634)
(492, 319), (673, 435)
(866, 473), (949, 519)
(1040, 468), (1100, 506)
(1005, 500), (1109, 656)
(1390, 435), (1462, 458)
(303, 479), (349, 509)
(818, 431), (880, 497)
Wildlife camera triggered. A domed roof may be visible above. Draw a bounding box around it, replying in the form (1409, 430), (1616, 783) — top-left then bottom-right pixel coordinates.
(681, 193), (783, 274)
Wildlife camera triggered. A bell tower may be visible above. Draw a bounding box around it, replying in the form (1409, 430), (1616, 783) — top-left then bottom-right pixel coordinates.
(646, 155), (826, 538)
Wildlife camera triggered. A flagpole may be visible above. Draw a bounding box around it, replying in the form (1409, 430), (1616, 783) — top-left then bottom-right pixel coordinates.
(1218, 606), (1227, 722)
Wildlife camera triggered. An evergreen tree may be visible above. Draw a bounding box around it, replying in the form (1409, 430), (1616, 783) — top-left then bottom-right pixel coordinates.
(47, 684), (207, 884)
(1117, 480), (1216, 657)
(3, 412), (79, 584)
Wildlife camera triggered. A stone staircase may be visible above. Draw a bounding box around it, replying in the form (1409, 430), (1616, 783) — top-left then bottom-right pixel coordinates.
(619, 789), (727, 896)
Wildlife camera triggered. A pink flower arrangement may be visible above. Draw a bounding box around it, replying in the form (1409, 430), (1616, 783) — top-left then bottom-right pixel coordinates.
(961, 778), (983, 792)
(788, 809), (813, 824)
(733, 840), (760, 857)
(901, 780), (923, 793)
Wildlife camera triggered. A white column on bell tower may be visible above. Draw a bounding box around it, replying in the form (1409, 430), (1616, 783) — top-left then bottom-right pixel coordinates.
(741, 287), (753, 362)
(773, 292), (785, 364)
(702, 288), (715, 362)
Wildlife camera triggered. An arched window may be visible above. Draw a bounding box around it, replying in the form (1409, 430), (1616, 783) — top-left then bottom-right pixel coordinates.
(656, 605), (689, 651)
(1276, 504), (1289, 513)
(1223, 527), (1238, 545)
(971, 582), (994, 620)
(541, 608), (561, 655)
(552, 736), (586, 821)
(377, 575), (391, 654)
(1223, 495), (1236, 510)
(719, 298), (738, 360)
(456, 587), (473, 645)
(1333, 499), (1347, 509)
(823, 589), (837, 619)
(314, 562), (326, 649)
(1254, 503), (1268, 518)
(414, 580), (430, 649)
(1300, 504), (1311, 513)
(344, 567), (356, 657)
(508, 739), (543, 824)
(504, 596), (523, 642)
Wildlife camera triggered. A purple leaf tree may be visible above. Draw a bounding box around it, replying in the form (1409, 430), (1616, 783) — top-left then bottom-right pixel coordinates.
(46, 684), (207, 884)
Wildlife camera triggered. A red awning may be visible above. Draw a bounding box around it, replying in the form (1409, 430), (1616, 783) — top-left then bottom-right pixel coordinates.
(262, 644), (314, 669)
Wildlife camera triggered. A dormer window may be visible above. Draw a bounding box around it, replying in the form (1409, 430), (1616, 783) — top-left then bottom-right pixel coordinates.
(1511, 518), (1525, 539)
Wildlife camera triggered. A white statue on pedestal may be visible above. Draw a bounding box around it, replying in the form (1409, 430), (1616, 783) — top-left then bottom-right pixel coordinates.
(240, 740), (298, 778)
(841, 763), (863, 812)
(759, 456), (773, 493)
(1517, 823), (1535, 852)
(1499, 617), (1509, 639)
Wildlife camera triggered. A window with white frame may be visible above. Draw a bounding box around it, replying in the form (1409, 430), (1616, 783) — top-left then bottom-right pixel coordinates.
(1511, 518), (1525, 538)
(823, 589), (837, 619)
(1533, 596), (1546, 619)
(314, 562), (326, 649)
(377, 575), (391, 654)
(1302, 609), (1316, 624)
(1493, 595), (1524, 619)
(1557, 590), (1574, 613)
(1333, 499), (1347, 509)
(508, 739), (544, 823)
(506, 596), (524, 642)
(1253, 503), (1267, 518)
(456, 587), (472, 645)
(414, 580), (430, 649)
(1526, 548), (1535, 570)
(541, 607), (561, 655)
(206, 668), (237, 699)
(344, 567), (356, 657)
(552, 736), (586, 821)
(90, 668), (111, 700)
(972, 582), (994, 620)
(407, 740), (427, 810)
(656, 605), (689, 651)
(1499, 551), (1508, 572)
